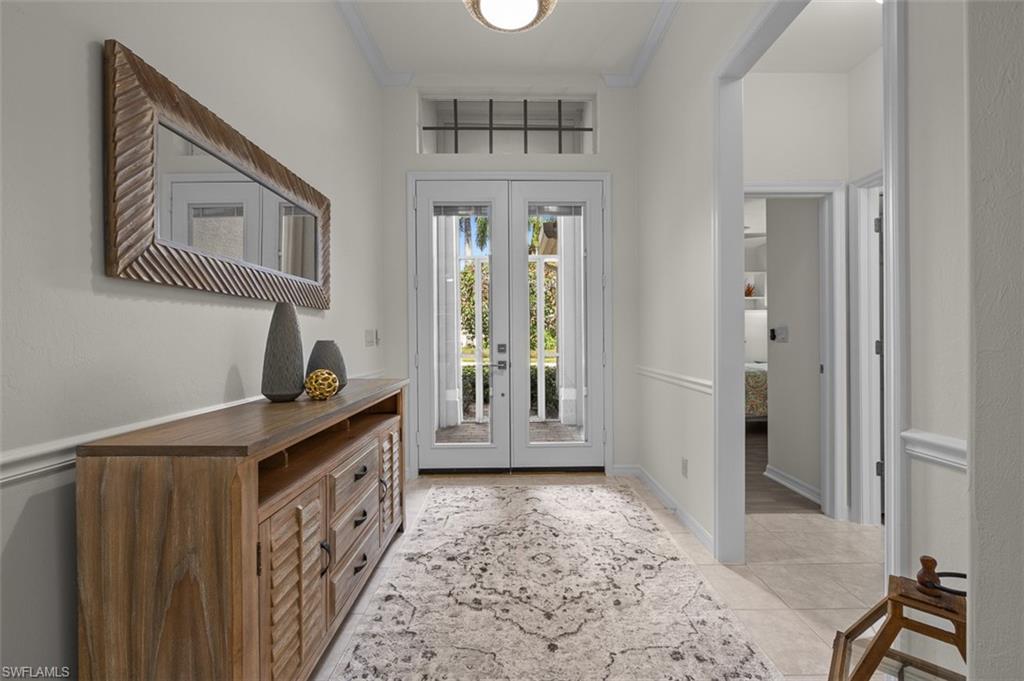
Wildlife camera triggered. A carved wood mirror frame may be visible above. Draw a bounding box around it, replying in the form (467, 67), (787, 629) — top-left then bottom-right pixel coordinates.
(104, 40), (331, 309)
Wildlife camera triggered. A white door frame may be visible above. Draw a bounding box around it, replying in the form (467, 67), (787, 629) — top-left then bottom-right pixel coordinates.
(744, 183), (848, 523)
(713, 0), (905, 566)
(405, 171), (614, 478)
(848, 169), (884, 526)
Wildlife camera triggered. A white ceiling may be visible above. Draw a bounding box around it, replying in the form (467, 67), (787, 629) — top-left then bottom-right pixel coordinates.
(752, 0), (882, 73)
(351, 1), (664, 79)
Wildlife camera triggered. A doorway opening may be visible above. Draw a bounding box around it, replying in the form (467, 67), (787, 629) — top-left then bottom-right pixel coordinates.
(713, 0), (896, 568)
(743, 194), (832, 516)
(409, 175), (610, 473)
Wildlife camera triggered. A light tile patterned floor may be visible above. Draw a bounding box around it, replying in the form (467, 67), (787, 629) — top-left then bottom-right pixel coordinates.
(310, 472), (885, 681)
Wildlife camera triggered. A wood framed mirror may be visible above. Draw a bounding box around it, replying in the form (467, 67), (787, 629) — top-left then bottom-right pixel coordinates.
(104, 40), (331, 309)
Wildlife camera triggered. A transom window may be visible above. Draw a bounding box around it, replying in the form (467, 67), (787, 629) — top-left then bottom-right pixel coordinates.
(420, 98), (595, 155)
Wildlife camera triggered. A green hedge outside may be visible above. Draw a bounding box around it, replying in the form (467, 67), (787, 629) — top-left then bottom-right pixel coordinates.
(461, 365), (559, 419)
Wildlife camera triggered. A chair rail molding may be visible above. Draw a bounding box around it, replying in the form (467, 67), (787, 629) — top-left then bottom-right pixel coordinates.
(635, 365), (713, 395)
(901, 429), (968, 472)
(0, 370), (389, 485)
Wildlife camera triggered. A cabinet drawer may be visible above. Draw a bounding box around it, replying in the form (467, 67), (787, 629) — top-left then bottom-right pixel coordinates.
(327, 439), (377, 519)
(328, 520), (381, 623)
(330, 485), (379, 563)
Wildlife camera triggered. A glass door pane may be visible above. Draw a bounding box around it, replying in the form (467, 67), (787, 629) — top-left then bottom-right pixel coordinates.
(526, 205), (585, 444)
(433, 205), (492, 445)
(510, 181), (605, 468)
(415, 181), (510, 470)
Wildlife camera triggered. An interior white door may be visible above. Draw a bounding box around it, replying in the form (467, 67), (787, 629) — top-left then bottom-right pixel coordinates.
(415, 181), (511, 469)
(509, 181), (605, 468)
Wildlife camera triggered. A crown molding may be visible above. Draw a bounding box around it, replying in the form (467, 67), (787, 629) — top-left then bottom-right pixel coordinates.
(336, 1), (414, 87)
(338, 0), (679, 90)
(602, 0), (679, 88)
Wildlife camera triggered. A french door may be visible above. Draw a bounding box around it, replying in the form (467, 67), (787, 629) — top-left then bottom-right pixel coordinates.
(414, 179), (606, 470)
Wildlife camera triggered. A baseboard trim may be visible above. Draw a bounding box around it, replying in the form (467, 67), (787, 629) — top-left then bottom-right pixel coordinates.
(901, 429), (967, 472)
(0, 370), (390, 485)
(609, 464), (714, 551)
(763, 465), (822, 505)
(635, 366), (713, 395)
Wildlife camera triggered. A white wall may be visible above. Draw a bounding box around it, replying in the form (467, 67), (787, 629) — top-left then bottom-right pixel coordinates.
(765, 198), (821, 497)
(900, 1), (971, 672)
(377, 75), (640, 467)
(743, 73), (849, 183)
(0, 2), (385, 670)
(635, 0), (764, 536)
(966, 0), (1024, 675)
(744, 52), (883, 185)
(847, 48), (882, 181)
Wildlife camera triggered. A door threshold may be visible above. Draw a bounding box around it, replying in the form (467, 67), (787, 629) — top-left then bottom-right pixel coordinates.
(420, 466), (606, 475)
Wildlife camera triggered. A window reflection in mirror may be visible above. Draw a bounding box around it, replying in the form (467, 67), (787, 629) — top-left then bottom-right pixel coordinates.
(155, 124), (318, 280)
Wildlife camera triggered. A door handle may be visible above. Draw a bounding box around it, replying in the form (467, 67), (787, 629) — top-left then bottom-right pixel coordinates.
(488, 360), (509, 371)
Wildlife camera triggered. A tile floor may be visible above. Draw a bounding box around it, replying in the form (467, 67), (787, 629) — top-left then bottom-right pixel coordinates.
(310, 472), (886, 681)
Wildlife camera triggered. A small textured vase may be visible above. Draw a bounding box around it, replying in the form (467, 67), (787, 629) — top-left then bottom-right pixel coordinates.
(262, 302), (304, 402)
(306, 340), (348, 391)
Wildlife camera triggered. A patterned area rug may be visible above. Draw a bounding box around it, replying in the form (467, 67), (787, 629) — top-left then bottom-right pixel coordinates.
(335, 485), (782, 680)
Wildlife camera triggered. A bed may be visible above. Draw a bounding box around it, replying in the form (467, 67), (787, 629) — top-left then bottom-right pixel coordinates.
(745, 362), (767, 420)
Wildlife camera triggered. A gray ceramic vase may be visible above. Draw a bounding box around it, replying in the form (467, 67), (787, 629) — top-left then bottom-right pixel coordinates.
(262, 302), (304, 402)
(306, 340), (348, 391)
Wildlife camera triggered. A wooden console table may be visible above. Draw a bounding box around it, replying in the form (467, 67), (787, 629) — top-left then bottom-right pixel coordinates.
(76, 378), (408, 681)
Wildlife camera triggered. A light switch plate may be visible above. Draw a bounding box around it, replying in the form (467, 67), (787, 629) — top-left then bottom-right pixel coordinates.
(364, 329), (377, 347)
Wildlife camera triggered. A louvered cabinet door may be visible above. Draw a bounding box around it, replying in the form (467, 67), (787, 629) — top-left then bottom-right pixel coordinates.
(379, 423), (403, 543)
(259, 481), (328, 681)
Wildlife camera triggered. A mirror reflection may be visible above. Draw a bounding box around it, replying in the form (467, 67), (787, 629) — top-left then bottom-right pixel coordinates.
(156, 124), (318, 280)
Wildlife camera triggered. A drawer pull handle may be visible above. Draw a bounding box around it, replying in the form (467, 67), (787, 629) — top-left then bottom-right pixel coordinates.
(354, 465), (369, 481)
(353, 553), (369, 574)
(353, 509), (369, 527)
(319, 541), (332, 577)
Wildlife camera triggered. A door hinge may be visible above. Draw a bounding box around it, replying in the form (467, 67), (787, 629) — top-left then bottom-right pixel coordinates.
(256, 541), (262, 576)
(603, 428), (607, 445)
(875, 461), (885, 477)
(875, 339), (883, 355)
(873, 216), (882, 234)
(414, 353), (419, 369)
(819, 364), (824, 374)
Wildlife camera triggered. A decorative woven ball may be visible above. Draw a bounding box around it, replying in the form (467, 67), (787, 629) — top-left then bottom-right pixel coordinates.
(304, 369), (339, 400)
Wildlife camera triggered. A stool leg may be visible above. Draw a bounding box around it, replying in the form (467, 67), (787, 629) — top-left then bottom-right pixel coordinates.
(850, 616), (903, 681)
(953, 621), (967, 661)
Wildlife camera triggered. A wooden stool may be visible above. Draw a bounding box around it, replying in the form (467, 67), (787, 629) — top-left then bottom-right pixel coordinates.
(828, 556), (966, 681)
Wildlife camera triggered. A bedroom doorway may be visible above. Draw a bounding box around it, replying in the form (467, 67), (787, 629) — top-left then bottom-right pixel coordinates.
(743, 191), (837, 516)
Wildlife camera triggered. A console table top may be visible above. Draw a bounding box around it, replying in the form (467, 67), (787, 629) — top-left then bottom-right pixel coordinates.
(77, 378), (408, 460)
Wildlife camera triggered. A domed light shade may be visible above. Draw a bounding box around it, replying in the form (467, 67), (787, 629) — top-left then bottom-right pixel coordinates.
(464, 0), (557, 33)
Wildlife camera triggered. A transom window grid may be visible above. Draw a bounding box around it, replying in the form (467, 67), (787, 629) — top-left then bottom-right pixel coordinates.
(421, 98), (594, 154)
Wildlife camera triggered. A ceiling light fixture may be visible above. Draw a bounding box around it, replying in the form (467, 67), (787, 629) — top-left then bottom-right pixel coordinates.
(464, 0), (557, 33)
